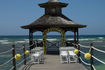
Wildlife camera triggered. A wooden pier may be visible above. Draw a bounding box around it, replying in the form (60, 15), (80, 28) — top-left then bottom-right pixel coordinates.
(19, 55), (87, 70)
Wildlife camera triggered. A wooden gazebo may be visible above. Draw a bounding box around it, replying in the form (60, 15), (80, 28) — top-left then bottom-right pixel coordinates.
(21, 0), (86, 54)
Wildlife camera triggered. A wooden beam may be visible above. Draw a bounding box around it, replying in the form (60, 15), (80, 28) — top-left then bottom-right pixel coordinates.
(77, 28), (79, 43)
(29, 29), (33, 50)
(74, 30), (76, 43)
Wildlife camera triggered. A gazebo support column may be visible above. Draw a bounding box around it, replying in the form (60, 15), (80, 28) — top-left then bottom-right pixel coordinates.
(29, 29), (33, 50)
(43, 31), (46, 55)
(74, 30), (76, 43)
(77, 28), (79, 43)
(62, 31), (65, 47)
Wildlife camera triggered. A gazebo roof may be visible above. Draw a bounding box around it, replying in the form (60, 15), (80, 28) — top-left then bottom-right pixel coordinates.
(21, 1), (86, 31)
(21, 14), (86, 29)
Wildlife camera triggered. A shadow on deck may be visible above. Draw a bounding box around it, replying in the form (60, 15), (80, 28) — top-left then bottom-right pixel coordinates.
(19, 55), (87, 70)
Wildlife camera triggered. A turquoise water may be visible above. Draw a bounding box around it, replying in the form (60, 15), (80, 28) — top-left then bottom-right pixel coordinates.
(0, 35), (105, 70)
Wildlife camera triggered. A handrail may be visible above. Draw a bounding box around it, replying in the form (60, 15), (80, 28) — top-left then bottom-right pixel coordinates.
(26, 55), (30, 60)
(72, 42), (105, 70)
(16, 54), (30, 67)
(16, 60), (25, 66)
(16, 46), (24, 51)
(92, 65), (96, 70)
(73, 43), (105, 70)
(10, 66), (14, 70)
(80, 57), (91, 66)
(0, 57), (14, 67)
(0, 48), (13, 55)
(79, 50), (85, 54)
(0, 44), (30, 70)
(92, 56), (105, 65)
(92, 47), (105, 54)
(79, 44), (90, 48)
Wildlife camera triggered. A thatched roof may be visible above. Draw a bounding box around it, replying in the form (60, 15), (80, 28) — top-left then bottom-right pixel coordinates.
(21, 14), (86, 29)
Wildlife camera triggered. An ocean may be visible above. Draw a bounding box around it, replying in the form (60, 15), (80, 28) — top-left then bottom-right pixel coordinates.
(0, 35), (105, 70)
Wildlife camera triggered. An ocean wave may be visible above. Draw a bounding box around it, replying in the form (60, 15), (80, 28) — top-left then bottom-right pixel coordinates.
(37, 39), (43, 40)
(79, 38), (95, 41)
(15, 41), (26, 44)
(1, 41), (12, 44)
(93, 41), (103, 43)
(37, 39), (58, 41)
(24, 39), (29, 43)
(66, 38), (95, 41)
(0, 40), (12, 44)
(47, 39), (57, 41)
(24, 39), (29, 41)
(67, 39), (74, 40)
(98, 37), (104, 39)
(0, 40), (8, 42)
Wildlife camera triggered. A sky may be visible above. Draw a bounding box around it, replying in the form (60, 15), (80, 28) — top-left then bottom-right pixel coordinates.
(0, 0), (105, 35)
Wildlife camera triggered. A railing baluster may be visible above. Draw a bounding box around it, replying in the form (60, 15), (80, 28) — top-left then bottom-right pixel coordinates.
(90, 43), (94, 70)
(12, 44), (16, 70)
(23, 44), (26, 65)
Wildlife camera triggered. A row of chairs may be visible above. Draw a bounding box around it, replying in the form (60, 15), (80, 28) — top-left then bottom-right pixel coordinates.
(59, 47), (78, 63)
(31, 47), (44, 64)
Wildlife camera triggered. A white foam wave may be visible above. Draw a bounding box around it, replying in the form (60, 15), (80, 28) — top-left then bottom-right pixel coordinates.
(0, 40), (8, 42)
(37, 39), (58, 41)
(15, 41), (26, 44)
(24, 39), (29, 43)
(79, 38), (95, 41)
(47, 39), (57, 41)
(37, 38), (96, 41)
(98, 37), (104, 39)
(66, 38), (95, 41)
(1, 41), (12, 44)
(24, 39), (29, 41)
(67, 39), (74, 40)
(37, 39), (43, 41)
(0, 40), (12, 44)
(93, 41), (103, 43)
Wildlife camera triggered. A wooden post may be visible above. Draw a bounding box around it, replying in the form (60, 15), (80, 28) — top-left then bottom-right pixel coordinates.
(74, 31), (76, 43)
(23, 44), (26, 65)
(29, 29), (33, 50)
(62, 31), (65, 47)
(43, 31), (46, 55)
(77, 28), (79, 43)
(12, 45), (16, 70)
(90, 43), (94, 70)
(77, 43), (81, 63)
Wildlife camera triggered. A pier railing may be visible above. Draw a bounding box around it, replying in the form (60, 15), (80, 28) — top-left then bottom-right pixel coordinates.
(0, 40), (105, 70)
(73, 43), (105, 70)
(0, 44), (32, 70)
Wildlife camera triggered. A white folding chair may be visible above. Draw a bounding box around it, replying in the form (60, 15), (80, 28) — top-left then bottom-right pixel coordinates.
(60, 51), (68, 63)
(31, 52), (41, 64)
(31, 47), (44, 64)
(68, 51), (77, 63)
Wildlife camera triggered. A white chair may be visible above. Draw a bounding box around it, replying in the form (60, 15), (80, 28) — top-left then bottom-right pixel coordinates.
(31, 47), (44, 64)
(60, 51), (68, 63)
(31, 52), (41, 64)
(68, 51), (77, 63)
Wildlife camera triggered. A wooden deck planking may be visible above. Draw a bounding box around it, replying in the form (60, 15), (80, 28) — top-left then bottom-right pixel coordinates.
(19, 55), (88, 70)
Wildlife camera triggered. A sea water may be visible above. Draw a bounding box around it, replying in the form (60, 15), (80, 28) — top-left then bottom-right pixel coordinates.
(0, 35), (105, 70)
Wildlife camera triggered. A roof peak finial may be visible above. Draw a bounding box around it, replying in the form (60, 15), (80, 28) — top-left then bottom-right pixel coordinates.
(48, 0), (59, 2)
